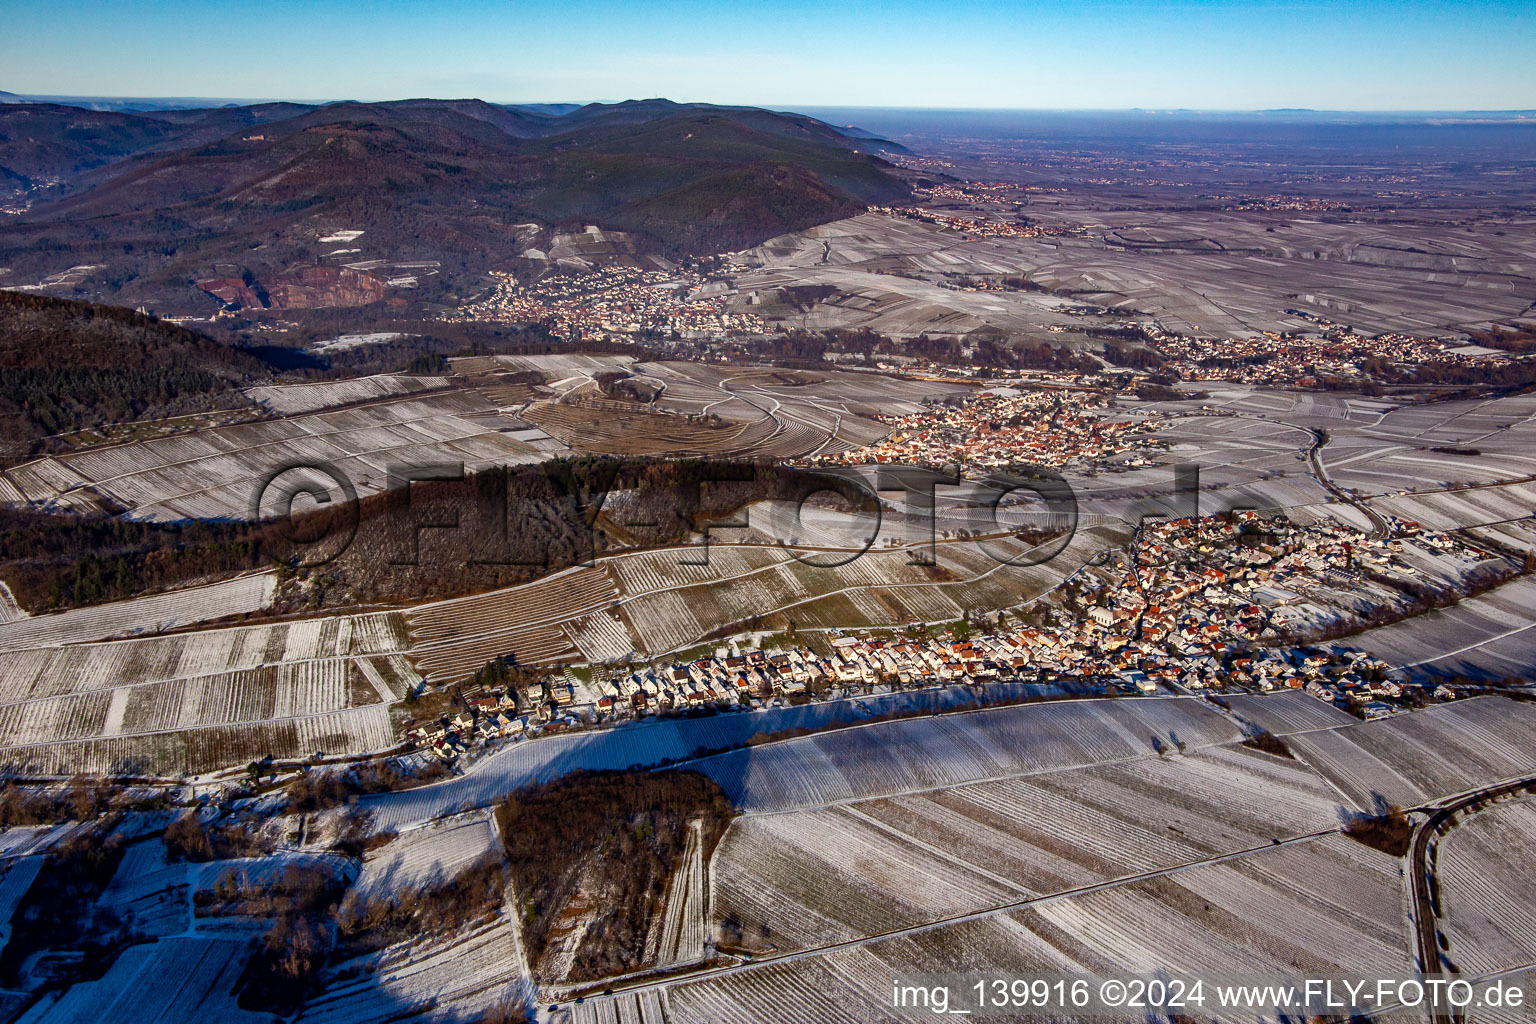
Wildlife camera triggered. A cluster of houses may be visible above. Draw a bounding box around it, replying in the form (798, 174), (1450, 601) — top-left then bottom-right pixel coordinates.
(590, 633), (1042, 717)
(866, 202), (1084, 241)
(448, 265), (765, 340)
(406, 679), (584, 760)
(408, 510), (1484, 761)
(1146, 314), (1514, 388)
(821, 388), (1167, 470)
(1045, 510), (1485, 701)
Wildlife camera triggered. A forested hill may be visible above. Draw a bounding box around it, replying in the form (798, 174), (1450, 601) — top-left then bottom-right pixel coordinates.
(0, 291), (267, 460)
(0, 98), (910, 312)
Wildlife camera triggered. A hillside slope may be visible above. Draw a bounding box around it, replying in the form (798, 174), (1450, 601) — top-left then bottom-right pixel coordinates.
(0, 98), (909, 312)
(0, 291), (266, 459)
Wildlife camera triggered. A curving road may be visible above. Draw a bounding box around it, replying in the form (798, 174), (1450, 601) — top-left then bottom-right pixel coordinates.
(1408, 775), (1536, 1024)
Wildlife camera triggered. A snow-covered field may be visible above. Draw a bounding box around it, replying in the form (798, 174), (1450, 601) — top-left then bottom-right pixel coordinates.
(0, 573), (276, 650)
(246, 372), (447, 414)
(1, 390), (564, 520)
(0, 581), (26, 625)
(585, 832), (1412, 1024)
(1282, 696), (1536, 809)
(1435, 797), (1536, 977)
(351, 812), (498, 903)
(1351, 576), (1536, 681)
(1218, 690), (1361, 734)
(689, 695), (1243, 814)
(0, 611), (415, 776)
(17, 936), (268, 1024)
(360, 695), (1239, 832)
(298, 916), (531, 1024)
(713, 742), (1343, 952)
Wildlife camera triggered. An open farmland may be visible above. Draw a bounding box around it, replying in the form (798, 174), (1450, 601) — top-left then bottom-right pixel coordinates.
(1082, 387), (1536, 521)
(245, 373), (452, 415)
(1074, 408), (1333, 519)
(712, 743), (1344, 952)
(581, 833), (1413, 1024)
(1145, 387), (1536, 512)
(0, 820), (96, 859)
(513, 358), (965, 460)
(195, 849), (355, 898)
(729, 212), (1116, 342)
(1350, 576), (1536, 681)
(0, 610), (415, 776)
(731, 207), (1536, 342)
(1279, 697), (1536, 810)
(641, 361), (958, 456)
(1, 389), (569, 519)
(524, 399), (781, 456)
(1435, 798), (1536, 977)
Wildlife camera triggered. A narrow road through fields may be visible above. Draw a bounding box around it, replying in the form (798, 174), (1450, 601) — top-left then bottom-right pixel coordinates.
(1306, 427), (1390, 539)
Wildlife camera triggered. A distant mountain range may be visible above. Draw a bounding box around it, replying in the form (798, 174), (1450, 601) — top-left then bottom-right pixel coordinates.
(0, 97), (908, 313)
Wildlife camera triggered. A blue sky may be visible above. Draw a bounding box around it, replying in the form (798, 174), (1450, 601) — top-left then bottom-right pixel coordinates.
(5, 0), (1534, 110)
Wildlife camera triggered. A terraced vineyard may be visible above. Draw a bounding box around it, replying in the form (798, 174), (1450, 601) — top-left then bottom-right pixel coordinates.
(486, 356), (959, 462)
(245, 374), (452, 415)
(398, 522), (1123, 682)
(653, 820), (709, 967)
(1, 390), (562, 519)
(2, 704), (399, 777)
(0, 610), (415, 775)
(712, 743), (1344, 952)
(0, 572), (276, 650)
(688, 696), (1244, 813)
(298, 916), (532, 1024)
(1280, 697), (1536, 809)
(404, 565), (618, 683)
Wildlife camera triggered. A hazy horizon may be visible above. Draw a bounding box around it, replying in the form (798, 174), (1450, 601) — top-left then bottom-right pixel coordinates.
(7, 90), (1536, 120)
(5, 0), (1534, 111)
